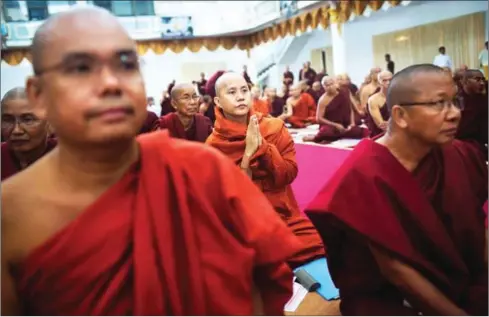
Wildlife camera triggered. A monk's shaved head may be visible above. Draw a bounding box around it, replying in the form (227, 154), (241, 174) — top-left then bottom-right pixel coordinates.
(1, 87), (27, 108)
(321, 76), (334, 85)
(214, 72), (246, 96)
(378, 70), (393, 81)
(31, 6), (128, 74)
(171, 83), (195, 100)
(386, 64), (446, 111)
(462, 69), (484, 80)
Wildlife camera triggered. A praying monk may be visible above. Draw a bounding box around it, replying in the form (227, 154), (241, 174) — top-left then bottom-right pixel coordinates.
(284, 83), (316, 128)
(251, 86), (270, 116)
(365, 70), (393, 138)
(359, 67), (381, 111)
(456, 69), (488, 153)
(303, 76), (369, 143)
(1, 87), (56, 181)
(1, 8), (304, 315)
(306, 64), (488, 315)
(157, 83), (212, 142)
(206, 72), (325, 269)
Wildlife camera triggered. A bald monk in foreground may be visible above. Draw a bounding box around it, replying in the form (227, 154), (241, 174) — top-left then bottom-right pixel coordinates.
(306, 64), (487, 315)
(303, 77), (369, 143)
(365, 71), (392, 138)
(206, 72), (325, 269)
(251, 86), (270, 116)
(156, 83), (212, 142)
(1, 8), (304, 315)
(359, 67), (381, 111)
(1, 87), (56, 181)
(283, 83), (316, 128)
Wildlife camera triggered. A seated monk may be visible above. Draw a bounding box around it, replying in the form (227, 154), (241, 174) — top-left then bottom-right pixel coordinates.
(206, 72), (325, 269)
(1, 8), (303, 315)
(1, 87), (56, 181)
(359, 67), (381, 112)
(307, 81), (324, 105)
(157, 83), (212, 142)
(284, 83), (316, 128)
(251, 86), (270, 116)
(365, 70), (393, 138)
(265, 87), (285, 118)
(139, 111), (158, 134)
(306, 64), (488, 315)
(336, 75), (364, 126)
(303, 77), (369, 143)
(456, 69), (488, 153)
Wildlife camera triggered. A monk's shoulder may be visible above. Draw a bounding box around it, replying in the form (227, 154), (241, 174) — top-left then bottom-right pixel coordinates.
(166, 137), (230, 166)
(260, 116), (285, 134)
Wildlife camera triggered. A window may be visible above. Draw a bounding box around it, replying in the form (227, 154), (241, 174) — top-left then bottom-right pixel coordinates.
(2, 0), (28, 22)
(92, 0), (154, 17)
(26, 0), (49, 21)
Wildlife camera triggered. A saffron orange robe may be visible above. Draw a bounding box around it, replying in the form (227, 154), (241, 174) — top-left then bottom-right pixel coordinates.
(207, 109), (325, 269)
(16, 131), (303, 315)
(252, 98), (270, 116)
(287, 93), (317, 128)
(365, 101), (390, 138)
(312, 93), (369, 143)
(306, 139), (488, 315)
(1, 138), (57, 181)
(139, 111), (159, 134)
(157, 113), (212, 143)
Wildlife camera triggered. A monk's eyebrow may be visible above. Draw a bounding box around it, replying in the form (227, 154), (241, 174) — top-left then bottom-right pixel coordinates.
(60, 49), (138, 63)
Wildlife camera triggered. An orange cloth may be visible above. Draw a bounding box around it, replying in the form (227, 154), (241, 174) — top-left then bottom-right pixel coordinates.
(287, 93), (317, 128)
(207, 109), (325, 268)
(16, 131), (303, 315)
(252, 98), (270, 116)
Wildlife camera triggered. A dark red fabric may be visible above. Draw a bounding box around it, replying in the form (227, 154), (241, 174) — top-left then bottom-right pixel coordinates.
(283, 71), (294, 86)
(207, 109), (325, 268)
(16, 131), (303, 315)
(270, 97), (285, 118)
(365, 102), (390, 138)
(1, 138), (57, 181)
(204, 70), (226, 124)
(307, 88), (324, 105)
(306, 139), (488, 315)
(158, 113), (212, 143)
(160, 98), (175, 116)
(456, 90), (488, 150)
(139, 111), (159, 134)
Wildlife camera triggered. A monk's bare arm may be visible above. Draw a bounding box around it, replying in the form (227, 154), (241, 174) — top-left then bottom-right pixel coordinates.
(369, 244), (468, 316)
(278, 98), (293, 120)
(349, 91), (364, 115)
(359, 88), (371, 108)
(368, 95), (387, 128)
(316, 96), (338, 128)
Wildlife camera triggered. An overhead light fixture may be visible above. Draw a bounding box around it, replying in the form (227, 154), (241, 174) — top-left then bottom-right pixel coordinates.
(396, 35), (409, 42)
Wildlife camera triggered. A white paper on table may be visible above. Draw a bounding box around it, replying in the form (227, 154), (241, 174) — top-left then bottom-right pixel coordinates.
(284, 281), (309, 312)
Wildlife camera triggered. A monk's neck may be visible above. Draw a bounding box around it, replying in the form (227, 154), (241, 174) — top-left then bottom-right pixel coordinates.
(378, 132), (432, 172)
(12, 139), (48, 169)
(327, 91), (338, 98)
(54, 140), (139, 191)
(380, 87), (387, 96)
(223, 112), (248, 125)
(176, 113), (194, 131)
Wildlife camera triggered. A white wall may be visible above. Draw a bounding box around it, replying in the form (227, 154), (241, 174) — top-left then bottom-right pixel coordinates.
(282, 0), (488, 86)
(1, 47), (249, 100)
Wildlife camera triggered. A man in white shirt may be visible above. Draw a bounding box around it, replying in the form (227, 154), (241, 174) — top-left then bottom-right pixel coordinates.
(479, 41), (488, 79)
(433, 46), (452, 70)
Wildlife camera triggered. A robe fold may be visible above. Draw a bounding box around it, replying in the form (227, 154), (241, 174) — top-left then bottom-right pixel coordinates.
(456, 91), (488, 153)
(207, 109), (325, 269)
(16, 131), (303, 315)
(157, 113), (212, 143)
(287, 93), (317, 128)
(270, 97), (286, 118)
(139, 111), (159, 134)
(365, 102), (390, 138)
(1, 138), (57, 181)
(306, 139), (488, 315)
(252, 99), (270, 116)
(313, 93), (369, 143)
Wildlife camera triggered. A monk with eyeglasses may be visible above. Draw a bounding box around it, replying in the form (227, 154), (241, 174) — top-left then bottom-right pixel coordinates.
(156, 82), (212, 142)
(1, 87), (56, 181)
(306, 64), (487, 315)
(1, 7), (303, 315)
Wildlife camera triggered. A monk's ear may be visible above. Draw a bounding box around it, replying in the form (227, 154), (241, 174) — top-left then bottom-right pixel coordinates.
(170, 99), (178, 110)
(213, 96), (221, 109)
(390, 105), (408, 129)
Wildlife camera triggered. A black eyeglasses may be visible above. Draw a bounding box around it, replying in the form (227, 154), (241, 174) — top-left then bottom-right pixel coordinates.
(1, 114), (42, 129)
(398, 97), (464, 112)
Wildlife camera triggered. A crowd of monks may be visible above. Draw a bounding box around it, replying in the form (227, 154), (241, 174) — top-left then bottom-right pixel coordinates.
(1, 6), (488, 316)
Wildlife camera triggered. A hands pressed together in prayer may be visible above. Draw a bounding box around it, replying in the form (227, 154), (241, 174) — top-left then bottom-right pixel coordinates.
(240, 115), (262, 177)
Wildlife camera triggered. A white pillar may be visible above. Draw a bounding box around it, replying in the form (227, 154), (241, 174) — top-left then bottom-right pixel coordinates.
(330, 23), (347, 76)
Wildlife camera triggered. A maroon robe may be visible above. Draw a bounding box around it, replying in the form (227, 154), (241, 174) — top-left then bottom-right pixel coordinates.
(365, 102), (390, 138)
(160, 98), (175, 117)
(312, 92), (369, 143)
(306, 139), (488, 315)
(139, 111), (159, 134)
(456, 90), (488, 152)
(299, 68), (317, 86)
(307, 88), (324, 105)
(1, 138), (57, 181)
(283, 71), (294, 86)
(204, 70), (226, 125)
(348, 83), (359, 98)
(196, 79), (207, 96)
(270, 97), (285, 118)
(158, 113), (212, 143)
